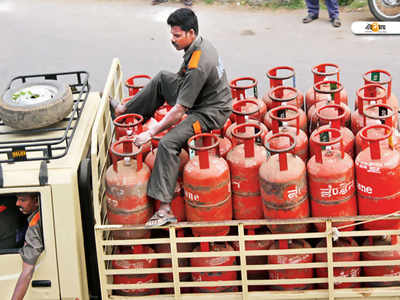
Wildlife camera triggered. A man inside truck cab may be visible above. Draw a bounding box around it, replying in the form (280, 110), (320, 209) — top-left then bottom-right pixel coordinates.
(11, 193), (43, 300)
(0, 195), (25, 250)
(111, 8), (232, 226)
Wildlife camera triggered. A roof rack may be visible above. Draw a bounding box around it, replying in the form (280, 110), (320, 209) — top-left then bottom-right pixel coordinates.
(0, 71), (90, 163)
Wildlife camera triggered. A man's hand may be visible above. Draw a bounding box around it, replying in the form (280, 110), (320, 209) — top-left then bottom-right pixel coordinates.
(134, 131), (152, 147)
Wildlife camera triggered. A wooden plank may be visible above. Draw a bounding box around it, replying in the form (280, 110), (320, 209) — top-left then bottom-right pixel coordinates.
(238, 224), (248, 300)
(104, 268), (172, 275)
(169, 227), (182, 300)
(334, 260), (400, 268)
(326, 221), (335, 300)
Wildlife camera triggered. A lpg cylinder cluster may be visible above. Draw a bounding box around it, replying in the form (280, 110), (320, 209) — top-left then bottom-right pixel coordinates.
(106, 67), (400, 295)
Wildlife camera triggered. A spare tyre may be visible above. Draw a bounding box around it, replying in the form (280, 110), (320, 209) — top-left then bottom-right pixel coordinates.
(0, 80), (73, 130)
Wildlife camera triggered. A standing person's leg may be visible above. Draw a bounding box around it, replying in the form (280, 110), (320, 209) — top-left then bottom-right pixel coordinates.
(303, 0), (320, 23)
(123, 71), (181, 122)
(326, 0), (341, 27)
(145, 113), (212, 226)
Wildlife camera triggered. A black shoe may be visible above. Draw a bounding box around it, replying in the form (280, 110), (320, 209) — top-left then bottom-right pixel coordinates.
(331, 18), (341, 27)
(183, 0), (192, 5)
(302, 14), (318, 23)
(152, 0), (168, 5)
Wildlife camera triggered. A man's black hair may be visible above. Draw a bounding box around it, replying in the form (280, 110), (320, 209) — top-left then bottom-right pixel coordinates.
(167, 8), (198, 35)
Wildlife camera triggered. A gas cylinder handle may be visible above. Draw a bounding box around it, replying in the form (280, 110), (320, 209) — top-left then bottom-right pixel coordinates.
(356, 84), (387, 116)
(267, 66), (296, 88)
(232, 99), (260, 125)
(269, 106), (300, 135)
(363, 69), (392, 98)
(113, 113), (144, 130)
(316, 104), (345, 130)
(313, 80), (343, 105)
(229, 76), (258, 99)
(311, 127), (344, 163)
(359, 124), (393, 160)
(312, 63), (340, 84)
(313, 80), (343, 94)
(187, 133), (220, 170)
(110, 139), (143, 172)
(268, 86), (298, 104)
(363, 103), (394, 128)
(231, 123), (262, 158)
(125, 74), (152, 96)
(264, 132), (296, 171)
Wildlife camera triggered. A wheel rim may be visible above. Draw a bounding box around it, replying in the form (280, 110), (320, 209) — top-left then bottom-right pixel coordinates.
(371, 0), (400, 20)
(11, 84), (58, 106)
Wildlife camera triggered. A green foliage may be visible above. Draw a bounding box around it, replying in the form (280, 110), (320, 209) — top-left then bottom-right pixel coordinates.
(338, 0), (353, 5)
(283, 0), (306, 9)
(248, 0), (306, 8)
(349, 0), (367, 8)
(199, 0), (360, 8)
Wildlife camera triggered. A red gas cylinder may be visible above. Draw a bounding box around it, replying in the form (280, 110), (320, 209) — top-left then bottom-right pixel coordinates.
(230, 76), (266, 121)
(308, 80), (351, 132)
(356, 124), (400, 230)
(226, 123), (267, 225)
(106, 140), (153, 239)
(212, 118), (232, 137)
(112, 245), (159, 296)
(264, 86), (307, 133)
(154, 102), (173, 122)
(114, 113), (143, 140)
(232, 228), (272, 291)
(355, 103), (400, 155)
(183, 133), (232, 237)
(145, 148), (189, 223)
(149, 129), (168, 148)
(264, 106), (308, 162)
(210, 130), (233, 159)
(145, 148), (189, 176)
(362, 69), (399, 111)
(225, 99), (268, 144)
(309, 104), (355, 159)
(308, 128), (357, 232)
(362, 235), (400, 287)
(351, 84), (388, 136)
(191, 242), (237, 293)
(155, 231), (193, 294)
(113, 113), (151, 157)
(262, 66), (304, 110)
(315, 237), (360, 289)
(305, 63), (348, 111)
(125, 74), (151, 96)
(268, 239), (314, 290)
(259, 133), (310, 234)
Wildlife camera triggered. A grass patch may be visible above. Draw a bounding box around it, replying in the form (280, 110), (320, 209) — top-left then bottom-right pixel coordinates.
(268, 0), (305, 8)
(198, 0), (363, 9)
(349, 0), (367, 8)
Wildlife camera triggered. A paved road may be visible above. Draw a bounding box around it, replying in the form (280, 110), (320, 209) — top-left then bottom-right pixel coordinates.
(0, 0), (399, 107)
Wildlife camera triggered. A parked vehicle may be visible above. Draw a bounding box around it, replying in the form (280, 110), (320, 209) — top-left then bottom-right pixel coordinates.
(368, 0), (400, 21)
(1, 58), (399, 300)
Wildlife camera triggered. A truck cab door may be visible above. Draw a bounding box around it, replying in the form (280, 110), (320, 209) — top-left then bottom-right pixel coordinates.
(0, 187), (60, 300)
